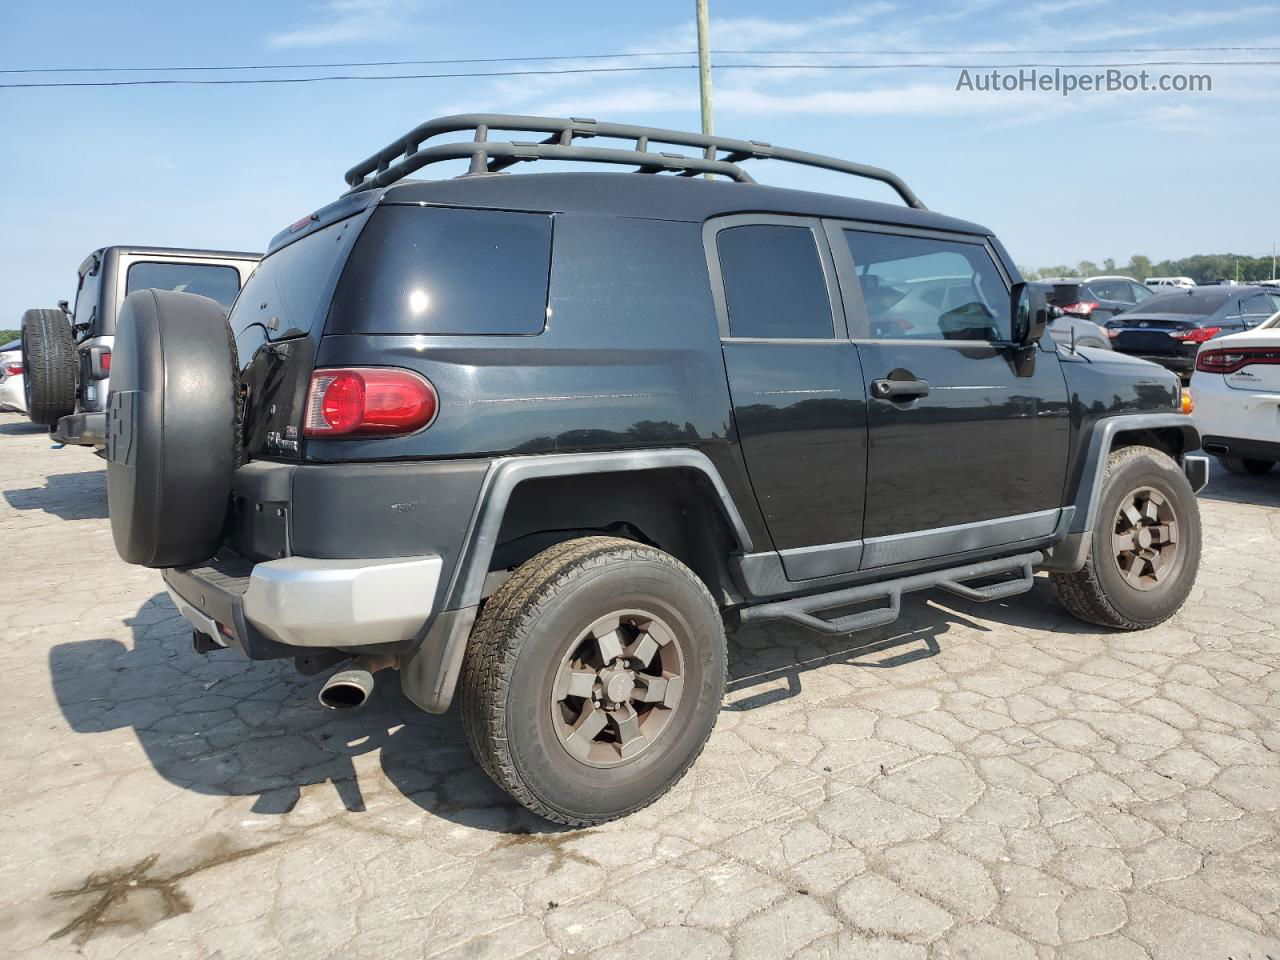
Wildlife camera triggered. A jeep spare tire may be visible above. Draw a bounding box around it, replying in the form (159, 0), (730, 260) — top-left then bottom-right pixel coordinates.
(107, 289), (238, 568)
(21, 307), (77, 428)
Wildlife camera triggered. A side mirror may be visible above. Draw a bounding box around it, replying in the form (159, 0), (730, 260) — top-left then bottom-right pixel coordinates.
(1010, 282), (1048, 347)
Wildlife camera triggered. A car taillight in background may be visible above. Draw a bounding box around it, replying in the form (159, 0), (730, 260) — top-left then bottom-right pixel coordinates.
(1060, 301), (1100, 317)
(303, 367), (438, 437)
(3, 361), (22, 377)
(1180, 387), (1194, 415)
(1170, 326), (1221, 344)
(1104, 327), (1121, 339)
(1196, 346), (1280, 375)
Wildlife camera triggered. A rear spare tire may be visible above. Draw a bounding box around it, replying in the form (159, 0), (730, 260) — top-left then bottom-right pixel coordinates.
(21, 308), (77, 428)
(107, 289), (238, 568)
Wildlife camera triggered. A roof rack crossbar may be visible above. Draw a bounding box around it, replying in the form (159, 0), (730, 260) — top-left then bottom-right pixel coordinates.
(343, 114), (925, 209)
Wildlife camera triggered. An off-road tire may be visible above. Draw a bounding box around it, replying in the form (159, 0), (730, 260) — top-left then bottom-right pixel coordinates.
(1218, 456), (1274, 476)
(460, 536), (726, 826)
(21, 308), (76, 428)
(1051, 445), (1201, 630)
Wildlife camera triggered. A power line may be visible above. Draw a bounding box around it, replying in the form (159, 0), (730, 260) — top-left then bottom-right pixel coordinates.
(2, 59), (1277, 90)
(1, 45), (1279, 75)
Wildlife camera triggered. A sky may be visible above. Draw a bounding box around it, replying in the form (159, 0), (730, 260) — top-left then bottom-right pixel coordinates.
(1, 0), (1277, 320)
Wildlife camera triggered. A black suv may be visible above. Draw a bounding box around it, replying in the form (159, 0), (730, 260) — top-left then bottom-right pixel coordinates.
(105, 115), (1208, 826)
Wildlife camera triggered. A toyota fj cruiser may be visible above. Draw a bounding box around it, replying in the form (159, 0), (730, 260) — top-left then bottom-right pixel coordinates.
(20, 245), (260, 444)
(105, 115), (1208, 825)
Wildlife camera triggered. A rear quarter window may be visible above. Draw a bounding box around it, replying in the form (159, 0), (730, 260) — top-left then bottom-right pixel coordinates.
(326, 205), (552, 336)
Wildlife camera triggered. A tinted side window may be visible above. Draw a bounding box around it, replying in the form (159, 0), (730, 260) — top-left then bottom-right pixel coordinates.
(717, 224), (834, 339)
(327, 206), (552, 336)
(126, 262), (242, 309)
(1130, 281), (1153, 302)
(1242, 293), (1276, 318)
(843, 230), (1010, 341)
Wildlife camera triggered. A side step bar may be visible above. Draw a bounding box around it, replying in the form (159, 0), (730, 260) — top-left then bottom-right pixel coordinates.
(739, 552), (1043, 637)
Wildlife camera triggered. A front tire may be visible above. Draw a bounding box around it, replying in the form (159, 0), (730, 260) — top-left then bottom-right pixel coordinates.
(21, 308), (77, 428)
(460, 537), (726, 826)
(1051, 445), (1201, 630)
(1218, 456), (1274, 476)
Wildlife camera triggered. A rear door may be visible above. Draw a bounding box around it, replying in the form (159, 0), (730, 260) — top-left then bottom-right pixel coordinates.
(1241, 292), (1280, 329)
(708, 215), (869, 580)
(826, 223), (1071, 568)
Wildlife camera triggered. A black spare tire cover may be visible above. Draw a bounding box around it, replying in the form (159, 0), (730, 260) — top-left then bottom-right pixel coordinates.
(107, 289), (238, 568)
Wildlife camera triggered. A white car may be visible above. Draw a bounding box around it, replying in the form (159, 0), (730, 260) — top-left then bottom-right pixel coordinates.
(1191, 311), (1280, 475)
(0, 339), (25, 414)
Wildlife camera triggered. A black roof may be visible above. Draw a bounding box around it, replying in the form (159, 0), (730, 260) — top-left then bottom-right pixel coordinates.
(380, 172), (990, 236)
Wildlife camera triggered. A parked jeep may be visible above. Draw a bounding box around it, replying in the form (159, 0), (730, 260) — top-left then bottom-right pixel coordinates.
(20, 245), (260, 444)
(105, 116), (1207, 825)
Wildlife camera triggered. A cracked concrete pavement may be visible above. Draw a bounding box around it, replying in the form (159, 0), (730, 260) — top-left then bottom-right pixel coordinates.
(1, 409), (1278, 959)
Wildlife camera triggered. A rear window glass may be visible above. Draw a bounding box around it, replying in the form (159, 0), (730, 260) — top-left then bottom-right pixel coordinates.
(327, 206), (552, 336)
(1137, 290), (1234, 315)
(229, 216), (360, 340)
(127, 261), (242, 309)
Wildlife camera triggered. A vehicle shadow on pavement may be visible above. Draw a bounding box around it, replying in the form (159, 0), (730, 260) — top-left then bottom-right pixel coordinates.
(1196, 474), (1280, 508)
(3, 469), (108, 520)
(0, 420), (47, 435)
(48, 580), (1087, 834)
(725, 576), (1085, 710)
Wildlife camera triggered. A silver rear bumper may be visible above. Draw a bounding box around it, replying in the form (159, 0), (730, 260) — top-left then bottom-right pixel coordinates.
(168, 554), (442, 649)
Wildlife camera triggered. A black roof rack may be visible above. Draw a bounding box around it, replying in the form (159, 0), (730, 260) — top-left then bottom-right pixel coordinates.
(343, 113), (926, 210)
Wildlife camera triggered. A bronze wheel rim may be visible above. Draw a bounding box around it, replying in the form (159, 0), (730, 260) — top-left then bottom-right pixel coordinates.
(549, 610), (685, 769)
(1111, 485), (1179, 592)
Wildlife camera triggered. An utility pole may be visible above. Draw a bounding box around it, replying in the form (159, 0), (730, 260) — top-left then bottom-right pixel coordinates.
(1272, 242), (1276, 281)
(696, 0), (714, 177)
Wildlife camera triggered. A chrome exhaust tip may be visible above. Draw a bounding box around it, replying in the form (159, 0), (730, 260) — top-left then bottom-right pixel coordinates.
(318, 668), (375, 710)
(317, 655), (396, 710)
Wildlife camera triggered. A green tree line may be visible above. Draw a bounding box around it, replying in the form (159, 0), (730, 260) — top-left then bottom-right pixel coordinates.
(1019, 253), (1279, 284)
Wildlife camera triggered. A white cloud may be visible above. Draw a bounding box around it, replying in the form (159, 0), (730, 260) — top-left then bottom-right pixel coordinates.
(268, 0), (423, 48)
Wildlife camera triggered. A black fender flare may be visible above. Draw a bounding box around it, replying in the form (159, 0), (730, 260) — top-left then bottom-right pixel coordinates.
(400, 449), (750, 715)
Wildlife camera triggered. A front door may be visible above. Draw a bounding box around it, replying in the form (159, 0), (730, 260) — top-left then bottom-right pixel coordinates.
(826, 223), (1072, 569)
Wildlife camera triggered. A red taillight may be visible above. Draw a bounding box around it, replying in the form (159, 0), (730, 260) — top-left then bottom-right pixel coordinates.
(1196, 346), (1280, 374)
(1060, 301), (1100, 316)
(303, 367), (438, 438)
(100, 350), (111, 372)
(3, 362), (22, 376)
(1171, 326), (1221, 344)
(1105, 327), (1121, 339)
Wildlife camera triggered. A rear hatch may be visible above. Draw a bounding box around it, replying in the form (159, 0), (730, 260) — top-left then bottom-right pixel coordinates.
(228, 196), (371, 459)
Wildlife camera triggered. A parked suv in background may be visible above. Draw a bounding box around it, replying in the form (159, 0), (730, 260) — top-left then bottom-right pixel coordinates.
(1104, 284), (1280, 377)
(1040, 274), (1154, 324)
(104, 115), (1207, 826)
(20, 245), (259, 444)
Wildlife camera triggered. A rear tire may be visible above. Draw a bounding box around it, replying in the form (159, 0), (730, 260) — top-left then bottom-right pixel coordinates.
(1051, 445), (1200, 630)
(1218, 456), (1274, 476)
(21, 308), (76, 428)
(460, 536), (726, 826)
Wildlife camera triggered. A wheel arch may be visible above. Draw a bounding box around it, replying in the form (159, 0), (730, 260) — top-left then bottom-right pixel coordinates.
(444, 449), (753, 612)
